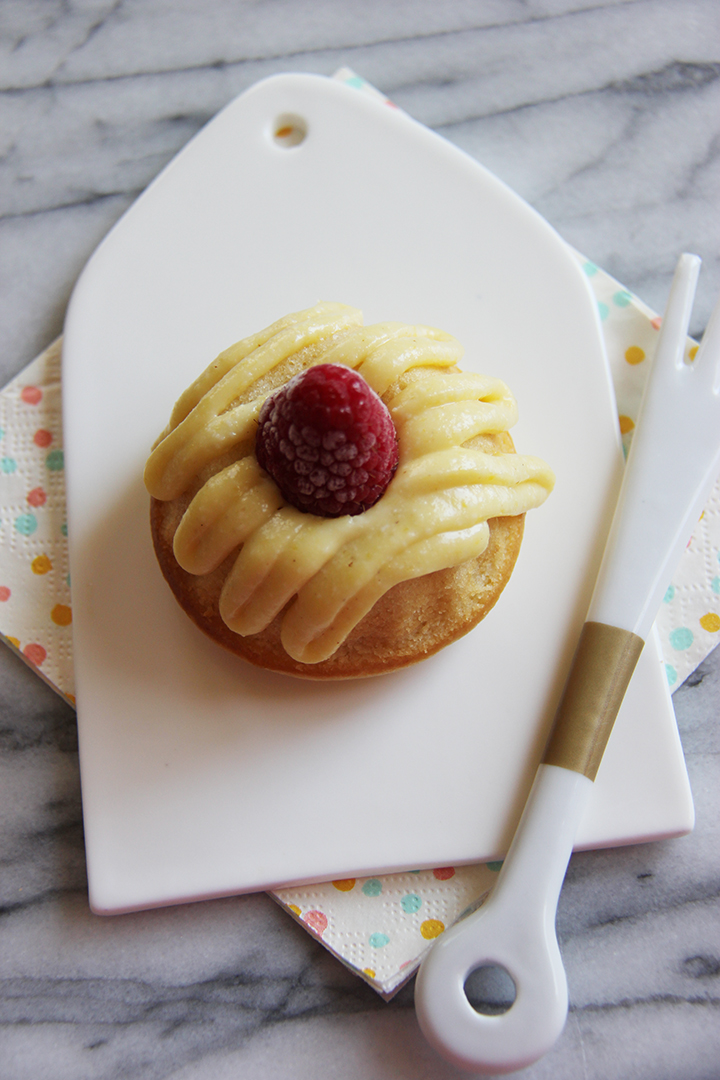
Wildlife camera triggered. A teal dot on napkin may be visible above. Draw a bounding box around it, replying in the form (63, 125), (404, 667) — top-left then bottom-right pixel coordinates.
(46, 449), (64, 471)
(401, 894), (422, 914)
(14, 513), (37, 536)
(669, 627), (694, 650)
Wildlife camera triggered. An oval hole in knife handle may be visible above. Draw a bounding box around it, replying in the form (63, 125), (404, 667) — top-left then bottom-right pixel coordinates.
(416, 252), (720, 1073)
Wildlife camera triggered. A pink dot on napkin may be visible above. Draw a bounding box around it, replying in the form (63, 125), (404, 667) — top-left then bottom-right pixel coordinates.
(303, 910), (328, 936)
(23, 643), (47, 665)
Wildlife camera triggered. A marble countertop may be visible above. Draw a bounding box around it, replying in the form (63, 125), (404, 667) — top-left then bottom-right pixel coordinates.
(2, 2), (719, 1077)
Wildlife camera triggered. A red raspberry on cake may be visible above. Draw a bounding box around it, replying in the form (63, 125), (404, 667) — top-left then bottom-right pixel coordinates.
(255, 363), (399, 517)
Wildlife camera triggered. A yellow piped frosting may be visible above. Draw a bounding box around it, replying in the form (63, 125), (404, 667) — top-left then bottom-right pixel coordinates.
(145, 303), (555, 663)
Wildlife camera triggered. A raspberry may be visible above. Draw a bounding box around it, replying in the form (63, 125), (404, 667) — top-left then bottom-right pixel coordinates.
(255, 364), (399, 517)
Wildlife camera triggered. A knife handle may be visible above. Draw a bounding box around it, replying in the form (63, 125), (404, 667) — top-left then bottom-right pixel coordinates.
(542, 621), (643, 779)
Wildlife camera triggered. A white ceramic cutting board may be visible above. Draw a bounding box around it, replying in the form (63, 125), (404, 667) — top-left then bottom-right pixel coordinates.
(62, 74), (693, 914)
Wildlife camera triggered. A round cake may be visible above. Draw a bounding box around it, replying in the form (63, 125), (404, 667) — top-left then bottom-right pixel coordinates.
(144, 303), (554, 679)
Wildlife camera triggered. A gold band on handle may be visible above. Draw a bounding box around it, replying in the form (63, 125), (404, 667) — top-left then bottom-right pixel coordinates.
(542, 621), (645, 781)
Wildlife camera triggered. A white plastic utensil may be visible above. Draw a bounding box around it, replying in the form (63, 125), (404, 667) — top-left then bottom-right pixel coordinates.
(415, 252), (720, 1074)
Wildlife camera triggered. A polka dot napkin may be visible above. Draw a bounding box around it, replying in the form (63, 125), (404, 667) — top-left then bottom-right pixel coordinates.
(2, 71), (718, 998)
(0, 339), (75, 705)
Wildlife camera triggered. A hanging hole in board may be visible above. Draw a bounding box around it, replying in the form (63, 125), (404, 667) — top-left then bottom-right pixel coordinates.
(464, 964), (517, 1015)
(272, 114), (308, 148)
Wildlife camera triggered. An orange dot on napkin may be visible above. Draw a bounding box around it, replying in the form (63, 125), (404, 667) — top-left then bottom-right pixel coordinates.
(332, 878), (356, 891)
(51, 604), (72, 627)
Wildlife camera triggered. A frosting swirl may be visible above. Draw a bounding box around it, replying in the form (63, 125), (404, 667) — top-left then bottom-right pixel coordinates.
(145, 303), (555, 663)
